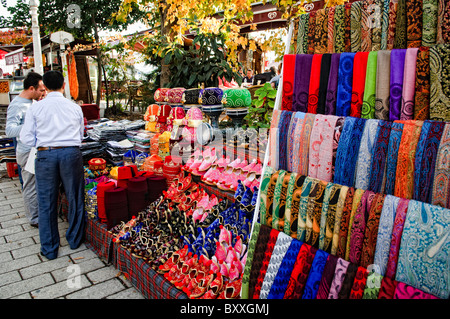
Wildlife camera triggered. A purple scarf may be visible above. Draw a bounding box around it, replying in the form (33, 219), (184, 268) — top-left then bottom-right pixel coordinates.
(389, 49), (407, 121)
(292, 54), (314, 112)
(325, 53), (341, 115)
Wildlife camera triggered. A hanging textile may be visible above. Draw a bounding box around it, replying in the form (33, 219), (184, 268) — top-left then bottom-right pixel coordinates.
(265, 170), (281, 227)
(350, 51), (369, 117)
(259, 166), (274, 225)
(371, 0), (383, 51)
(241, 222), (261, 299)
(331, 185), (349, 255)
(292, 54), (313, 112)
(272, 170), (289, 231)
(375, 50), (391, 120)
(307, 54), (323, 114)
(314, 8), (328, 54)
(395, 200), (450, 299)
(337, 262), (358, 299)
(336, 52), (356, 116)
(400, 48), (419, 120)
(393, 282), (440, 299)
(429, 44), (450, 122)
(317, 53), (332, 114)
(298, 177), (315, 242)
(363, 271), (383, 299)
(287, 112), (305, 172)
(328, 257), (350, 298)
(296, 13), (309, 54)
(305, 180), (327, 248)
(302, 250), (329, 299)
(334, 5), (346, 53)
(283, 173), (302, 237)
(283, 243), (316, 299)
(384, 121), (404, 195)
(432, 123), (450, 208)
(307, 11), (317, 54)
(389, 49), (407, 121)
(414, 46), (431, 120)
(378, 276), (398, 298)
(277, 111), (293, 171)
(361, 0), (373, 52)
(336, 187), (355, 258)
(296, 113), (316, 176)
(344, 188), (366, 260)
(332, 117), (345, 179)
(344, 2), (352, 52)
(290, 113), (306, 174)
(422, 0), (438, 47)
(325, 53), (341, 115)
(327, 7), (336, 54)
(316, 254), (338, 299)
(368, 120), (392, 193)
(318, 182), (334, 250)
(436, 0), (445, 44)
(393, 0), (406, 48)
(380, 0), (390, 50)
(386, 0), (398, 50)
(355, 119), (380, 190)
(442, 0), (450, 42)
(350, 1), (362, 52)
(68, 52), (79, 100)
(269, 109), (281, 169)
(321, 184), (342, 253)
(361, 51), (378, 119)
(349, 266), (369, 299)
(406, 0), (423, 47)
(413, 120), (445, 203)
(281, 54), (296, 111)
(373, 195), (400, 276)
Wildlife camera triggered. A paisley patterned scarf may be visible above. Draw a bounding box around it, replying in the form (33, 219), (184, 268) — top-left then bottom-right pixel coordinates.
(269, 109), (281, 169)
(393, 0), (407, 48)
(336, 186), (355, 259)
(368, 120), (392, 193)
(296, 13), (309, 54)
(283, 243), (316, 299)
(350, 51), (369, 117)
(241, 222), (261, 299)
(327, 6), (336, 53)
(375, 50), (391, 120)
(371, 0), (383, 51)
(395, 200), (450, 299)
(344, 188), (365, 260)
(361, 0), (373, 52)
(317, 54), (332, 114)
(381, 0), (390, 50)
(389, 49), (407, 121)
(361, 51), (378, 119)
(316, 254), (338, 299)
(328, 257), (350, 298)
(334, 5), (346, 53)
(307, 54), (323, 114)
(400, 48), (419, 120)
(332, 117), (345, 180)
(314, 8), (328, 54)
(325, 53), (341, 115)
(259, 166), (274, 225)
(422, 0), (438, 47)
(393, 282), (440, 299)
(349, 266), (369, 299)
(297, 113), (316, 176)
(429, 44), (450, 122)
(414, 46), (431, 120)
(265, 170), (281, 227)
(277, 111), (293, 171)
(432, 123), (450, 208)
(298, 177), (315, 242)
(305, 180), (327, 248)
(283, 173), (303, 237)
(336, 52), (356, 116)
(384, 121), (404, 195)
(337, 262), (358, 299)
(272, 170), (288, 231)
(302, 249), (329, 299)
(307, 11), (317, 54)
(292, 54), (313, 112)
(287, 112), (305, 172)
(281, 54), (296, 111)
(320, 183), (342, 253)
(344, 2), (352, 52)
(350, 1), (362, 52)
(355, 119), (380, 190)
(386, 0), (398, 50)
(406, 0), (423, 48)
(331, 185), (349, 255)
(362, 271), (383, 299)
(378, 276), (398, 298)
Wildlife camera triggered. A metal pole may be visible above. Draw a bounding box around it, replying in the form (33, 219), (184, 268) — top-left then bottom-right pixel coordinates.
(30, 0), (43, 74)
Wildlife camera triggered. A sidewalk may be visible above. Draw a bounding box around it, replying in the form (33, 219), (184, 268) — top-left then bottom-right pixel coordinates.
(0, 164), (145, 299)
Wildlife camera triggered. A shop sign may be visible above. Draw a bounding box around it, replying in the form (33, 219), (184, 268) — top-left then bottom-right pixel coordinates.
(5, 51), (24, 65)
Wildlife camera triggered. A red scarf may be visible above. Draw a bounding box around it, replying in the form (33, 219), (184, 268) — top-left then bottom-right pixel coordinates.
(281, 54), (296, 111)
(307, 54), (323, 114)
(350, 52), (369, 117)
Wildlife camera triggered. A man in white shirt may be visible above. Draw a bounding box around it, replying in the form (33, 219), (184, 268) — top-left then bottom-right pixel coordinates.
(20, 70), (85, 260)
(6, 72), (46, 228)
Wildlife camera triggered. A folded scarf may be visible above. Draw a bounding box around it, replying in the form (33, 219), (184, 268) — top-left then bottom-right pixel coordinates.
(302, 249), (330, 299)
(269, 109), (281, 169)
(414, 46), (431, 120)
(368, 120), (392, 193)
(287, 112), (305, 172)
(331, 185), (349, 255)
(381, 0), (390, 50)
(325, 53), (341, 115)
(386, 0), (398, 50)
(241, 222), (261, 299)
(298, 177), (315, 242)
(305, 180), (327, 248)
(406, 0), (423, 47)
(307, 54), (323, 114)
(297, 113), (316, 176)
(429, 44), (450, 122)
(292, 54), (313, 112)
(314, 8), (328, 54)
(395, 200), (450, 299)
(422, 0), (438, 46)
(384, 121), (404, 195)
(272, 170), (289, 231)
(334, 5), (346, 53)
(283, 173), (302, 237)
(336, 187), (355, 259)
(354, 119), (380, 190)
(350, 51), (369, 117)
(327, 7), (336, 53)
(375, 50), (391, 120)
(296, 13), (309, 54)
(259, 232), (293, 299)
(378, 276), (398, 299)
(328, 257), (350, 298)
(371, 0), (383, 51)
(316, 254), (338, 299)
(413, 120), (445, 203)
(336, 52), (356, 116)
(363, 271), (383, 299)
(337, 262), (358, 299)
(317, 182), (334, 251)
(344, 188), (366, 260)
(442, 0), (450, 42)
(317, 53), (332, 114)
(393, 282), (440, 299)
(385, 197), (409, 279)
(332, 117), (345, 180)
(400, 48), (419, 120)
(281, 54), (296, 111)
(344, 2), (352, 52)
(361, 51), (378, 119)
(265, 170), (281, 227)
(393, 0), (407, 48)
(349, 266), (369, 299)
(389, 49), (407, 121)
(350, 1), (362, 52)
(283, 243), (316, 299)
(307, 11), (316, 54)
(267, 239), (303, 299)
(432, 123), (450, 208)
(259, 166), (274, 225)
(361, 0), (374, 52)
(319, 183), (341, 253)
(277, 111), (293, 171)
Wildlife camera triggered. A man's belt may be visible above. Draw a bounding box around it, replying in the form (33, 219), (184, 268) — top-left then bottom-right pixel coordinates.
(37, 146), (77, 151)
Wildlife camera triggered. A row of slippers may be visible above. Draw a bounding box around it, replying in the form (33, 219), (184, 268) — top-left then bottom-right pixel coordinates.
(183, 147), (263, 192)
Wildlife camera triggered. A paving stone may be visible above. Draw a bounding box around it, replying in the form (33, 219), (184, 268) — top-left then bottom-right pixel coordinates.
(0, 273), (55, 299)
(106, 287), (146, 299)
(65, 279), (125, 299)
(0, 270), (22, 286)
(20, 255), (73, 280)
(30, 275), (91, 299)
(0, 237), (35, 254)
(1, 254), (42, 273)
(52, 257), (105, 283)
(86, 265), (121, 284)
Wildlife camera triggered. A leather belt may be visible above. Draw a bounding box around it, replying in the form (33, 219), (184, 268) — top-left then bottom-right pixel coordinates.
(37, 146), (75, 151)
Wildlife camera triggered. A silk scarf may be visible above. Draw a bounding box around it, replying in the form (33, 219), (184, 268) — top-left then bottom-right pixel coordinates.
(393, 282), (440, 299)
(320, 183), (341, 253)
(279, 172), (297, 234)
(297, 177), (315, 242)
(389, 49), (407, 121)
(284, 174), (305, 238)
(325, 53), (341, 115)
(307, 11), (316, 54)
(332, 117), (345, 180)
(362, 271), (383, 299)
(442, 0), (450, 42)
(354, 119), (380, 190)
(317, 182), (334, 250)
(327, 6), (336, 54)
(380, 0), (390, 50)
(432, 123), (450, 208)
(371, 0), (383, 51)
(314, 8), (328, 54)
(344, 188), (366, 260)
(334, 5), (346, 53)
(386, 0), (398, 50)
(328, 257), (350, 299)
(283, 243), (316, 299)
(287, 112), (305, 172)
(395, 200), (450, 299)
(259, 166), (274, 225)
(302, 249), (330, 299)
(406, 0), (423, 48)
(422, 0), (438, 47)
(317, 53), (332, 114)
(361, 51), (378, 119)
(384, 121), (404, 195)
(277, 111), (293, 171)
(368, 120), (392, 194)
(350, 1), (362, 52)
(307, 54), (323, 114)
(281, 54), (296, 111)
(290, 113), (306, 173)
(316, 254), (338, 299)
(292, 54), (313, 112)
(305, 180), (327, 248)
(297, 113), (316, 176)
(429, 44), (450, 122)
(378, 276), (398, 299)
(344, 2), (352, 52)
(350, 51), (369, 117)
(241, 222), (261, 299)
(336, 52), (356, 116)
(349, 266), (369, 299)
(393, 0), (406, 48)
(336, 187), (355, 259)
(337, 262), (358, 299)
(375, 50), (391, 120)
(269, 109), (281, 169)
(331, 185), (349, 255)
(400, 47), (419, 120)
(361, 0), (374, 52)
(272, 170), (288, 231)
(296, 13), (309, 54)
(265, 170), (280, 227)
(414, 46), (431, 120)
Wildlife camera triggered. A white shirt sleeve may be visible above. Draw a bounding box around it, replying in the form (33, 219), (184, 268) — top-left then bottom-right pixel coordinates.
(19, 105), (37, 148)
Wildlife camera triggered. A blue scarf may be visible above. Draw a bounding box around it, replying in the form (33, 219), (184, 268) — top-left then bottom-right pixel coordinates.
(384, 122), (404, 195)
(302, 249), (330, 299)
(336, 52), (356, 116)
(368, 120), (392, 193)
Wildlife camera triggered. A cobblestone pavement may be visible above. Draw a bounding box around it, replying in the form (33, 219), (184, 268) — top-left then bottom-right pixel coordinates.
(0, 165), (145, 299)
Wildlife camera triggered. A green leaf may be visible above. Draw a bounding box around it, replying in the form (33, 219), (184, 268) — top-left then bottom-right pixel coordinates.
(267, 90), (277, 99)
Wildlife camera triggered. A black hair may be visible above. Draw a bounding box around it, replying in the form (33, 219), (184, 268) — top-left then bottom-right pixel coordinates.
(42, 70), (65, 91)
(23, 72), (43, 90)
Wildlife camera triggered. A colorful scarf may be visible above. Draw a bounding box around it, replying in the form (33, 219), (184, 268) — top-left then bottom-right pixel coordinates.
(344, 2), (352, 52)
(281, 54), (296, 111)
(325, 53), (341, 115)
(344, 188), (365, 260)
(393, 0), (407, 48)
(413, 120), (445, 203)
(241, 222), (261, 299)
(334, 5), (346, 53)
(361, 51), (378, 119)
(265, 170), (280, 227)
(400, 48), (419, 120)
(350, 1), (362, 52)
(336, 187), (355, 259)
(316, 254), (338, 299)
(375, 50), (391, 120)
(337, 263), (358, 299)
(284, 174), (305, 238)
(429, 44), (450, 122)
(384, 121), (404, 195)
(317, 53), (332, 114)
(305, 180), (327, 248)
(354, 119), (380, 190)
(318, 182), (334, 251)
(363, 271), (383, 299)
(259, 166), (274, 225)
(389, 49), (407, 121)
(277, 111), (293, 171)
(378, 276), (398, 299)
(381, 0), (390, 50)
(393, 282), (440, 299)
(386, 0), (398, 50)
(368, 120), (392, 193)
(307, 54), (323, 114)
(432, 123), (450, 208)
(361, 0), (374, 52)
(287, 112), (304, 172)
(272, 170), (288, 231)
(406, 0), (423, 47)
(314, 8), (328, 54)
(327, 6), (336, 53)
(296, 13), (309, 54)
(332, 117), (345, 180)
(371, 0), (383, 51)
(296, 113), (315, 176)
(298, 177), (315, 242)
(328, 257), (350, 298)
(320, 183), (341, 253)
(283, 243), (315, 299)
(302, 250), (329, 299)
(395, 200), (450, 299)
(307, 11), (316, 54)
(292, 54), (313, 112)
(349, 266), (369, 299)
(336, 52), (356, 116)
(269, 109), (281, 169)
(350, 52), (369, 117)
(331, 185), (349, 255)
(414, 46), (431, 120)
(422, 0), (438, 47)
(442, 0), (450, 42)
